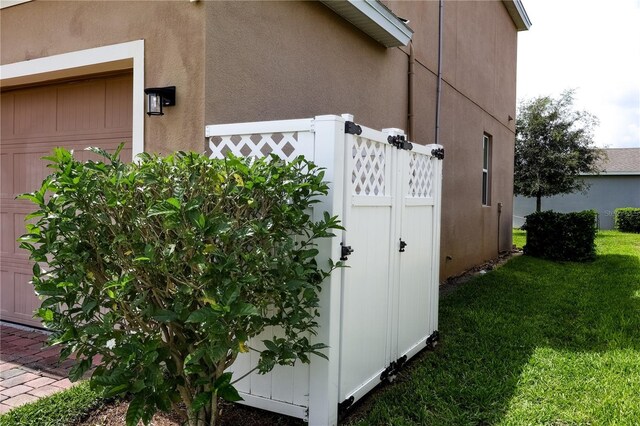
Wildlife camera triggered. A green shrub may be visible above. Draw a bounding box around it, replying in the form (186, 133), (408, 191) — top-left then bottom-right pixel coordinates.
(522, 210), (597, 261)
(18, 146), (342, 426)
(614, 208), (640, 233)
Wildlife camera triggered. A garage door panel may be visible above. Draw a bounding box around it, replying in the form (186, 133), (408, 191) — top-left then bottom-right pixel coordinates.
(0, 212), (11, 255)
(12, 152), (52, 195)
(1, 153), (12, 196)
(14, 87), (57, 136)
(106, 76), (133, 130)
(1, 73), (133, 328)
(1, 95), (14, 137)
(57, 80), (106, 133)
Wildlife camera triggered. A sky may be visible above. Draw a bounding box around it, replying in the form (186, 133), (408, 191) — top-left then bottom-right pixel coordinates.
(516, 0), (640, 148)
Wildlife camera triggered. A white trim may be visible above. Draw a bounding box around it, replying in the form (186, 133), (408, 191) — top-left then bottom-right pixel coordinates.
(320, 0), (413, 47)
(0, 0), (31, 9)
(0, 40), (145, 158)
(236, 394), (307, 420)
(502, 0), (532, 31)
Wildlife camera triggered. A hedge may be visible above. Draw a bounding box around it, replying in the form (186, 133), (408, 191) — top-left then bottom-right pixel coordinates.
(522, 210), (597, 262)
(614, 208), (640, 233)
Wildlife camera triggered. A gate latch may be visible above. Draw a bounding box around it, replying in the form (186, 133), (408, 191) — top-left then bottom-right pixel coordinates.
(399, 239), (407, 252)
(388, 134), (413, 151)
(340, 243), (354, 261)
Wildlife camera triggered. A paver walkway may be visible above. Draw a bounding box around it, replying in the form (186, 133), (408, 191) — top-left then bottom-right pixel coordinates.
(0, 323), (74, 414)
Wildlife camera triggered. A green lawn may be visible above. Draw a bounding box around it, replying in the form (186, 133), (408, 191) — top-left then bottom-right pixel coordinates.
(0, 381), (102, 426)
(350, 230), (640, 425)
(3, 231), (638, 426)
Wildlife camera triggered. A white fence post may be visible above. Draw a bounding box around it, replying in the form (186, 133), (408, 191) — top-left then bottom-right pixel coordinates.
(307, 115), (346, 426)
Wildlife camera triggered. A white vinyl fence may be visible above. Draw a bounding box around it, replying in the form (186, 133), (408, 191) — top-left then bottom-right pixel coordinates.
(205, 114), (443, 426)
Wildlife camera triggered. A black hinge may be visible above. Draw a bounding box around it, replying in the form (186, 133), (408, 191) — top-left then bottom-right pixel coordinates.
(387, 135), (413, 150)
(338, 396), (354, 416)
(431, 147), (444, 159)
(426, 330), (440, 350)
(340, 243), (354, 261)
(345, 121), (363, 135)
(380, 355), (408, 382)
(399, 239), (407, 253)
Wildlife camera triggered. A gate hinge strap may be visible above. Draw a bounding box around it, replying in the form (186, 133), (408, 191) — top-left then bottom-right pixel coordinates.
(426, 330), (440, 349)
(345, 121), (363, 135)
(387, 134), (413, 150)
(380, 355), (408, 382)
(431, 147), (444, 159)
(338, 395), (355, 416)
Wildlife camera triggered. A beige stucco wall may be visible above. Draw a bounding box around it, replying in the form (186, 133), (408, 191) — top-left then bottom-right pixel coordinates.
(204, 1), (407, 131)
(204, 0), (518, 278)
(404, 0), (519, 277)
(2, 0), (520, 279)
(0, 0), (205, 155)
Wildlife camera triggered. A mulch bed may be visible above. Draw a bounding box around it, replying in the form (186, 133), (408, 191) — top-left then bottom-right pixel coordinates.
(74, 399), (304, 426)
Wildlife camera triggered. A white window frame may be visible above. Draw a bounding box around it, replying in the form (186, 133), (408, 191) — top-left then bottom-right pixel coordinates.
(482, 133), (491, 206)
(0, 40), (145, 157)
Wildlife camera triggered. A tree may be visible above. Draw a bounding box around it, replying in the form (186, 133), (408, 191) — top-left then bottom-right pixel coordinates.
(514, 90), (605, 212)
(18, 147), (341, 426)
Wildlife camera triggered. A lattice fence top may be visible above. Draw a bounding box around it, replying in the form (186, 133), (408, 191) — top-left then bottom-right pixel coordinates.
(352, 136), (387, 196)
(208, 132), (299, 161)
(407, 152), (434, 198)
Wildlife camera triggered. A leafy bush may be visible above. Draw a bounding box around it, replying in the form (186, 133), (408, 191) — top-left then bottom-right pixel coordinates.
(614, 208), (640, 233)
(18, 146), (341, 426)
(522, 210), (597, 261)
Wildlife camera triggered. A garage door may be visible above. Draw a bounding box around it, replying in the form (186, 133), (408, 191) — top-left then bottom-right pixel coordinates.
(1, 73), (133, 327)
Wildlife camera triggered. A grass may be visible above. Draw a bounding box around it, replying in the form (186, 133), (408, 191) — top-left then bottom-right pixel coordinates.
(349, 230), (640, 425)
(3, 231), (638, 426)
(0, 381), (102, 426)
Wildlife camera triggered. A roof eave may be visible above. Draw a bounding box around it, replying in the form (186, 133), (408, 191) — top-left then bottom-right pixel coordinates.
(502, 0), (532, 31)
(320, 0), (414, 48)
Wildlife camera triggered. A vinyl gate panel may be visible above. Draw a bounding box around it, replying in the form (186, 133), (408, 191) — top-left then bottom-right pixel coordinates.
(397, 149), (437, 358)
(338, 131), (396, 402)
(0, 74), (133, 327)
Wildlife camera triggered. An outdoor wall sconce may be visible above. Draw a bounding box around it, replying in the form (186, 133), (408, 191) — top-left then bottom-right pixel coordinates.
(144, 86), (176, 116)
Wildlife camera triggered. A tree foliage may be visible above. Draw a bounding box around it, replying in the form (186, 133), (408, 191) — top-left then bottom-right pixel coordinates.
(515, 90), (605, 211)
(18, 146), (342, 426)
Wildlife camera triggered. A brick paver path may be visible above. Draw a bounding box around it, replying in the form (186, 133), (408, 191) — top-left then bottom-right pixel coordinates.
(0, 323), (75, 414)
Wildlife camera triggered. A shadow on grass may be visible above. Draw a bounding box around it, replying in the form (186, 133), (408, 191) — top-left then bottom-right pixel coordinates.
(346, 252), (640, 425)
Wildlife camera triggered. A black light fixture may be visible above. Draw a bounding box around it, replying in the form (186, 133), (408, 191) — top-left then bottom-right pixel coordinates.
(144, 86), (176, 116)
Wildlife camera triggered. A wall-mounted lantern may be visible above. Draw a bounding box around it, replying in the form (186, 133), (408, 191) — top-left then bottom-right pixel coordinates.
(144, 86), (176, 116)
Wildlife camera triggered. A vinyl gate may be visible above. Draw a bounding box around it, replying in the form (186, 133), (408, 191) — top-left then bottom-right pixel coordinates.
(205, 114), (443, 426)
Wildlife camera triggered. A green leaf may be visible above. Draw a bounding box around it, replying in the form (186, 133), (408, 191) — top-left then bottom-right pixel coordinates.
(263, 340), (279, 353)
(81, 299), (98, 315)
(125, 395), (145, 426)
(166, 197), (181, 209)
(151, 310), (179, 322)
(192, 392), (212, 412)
(217, 384), (243, 402)
(186, 307), (217, 323)
(37, 308), (54, 322)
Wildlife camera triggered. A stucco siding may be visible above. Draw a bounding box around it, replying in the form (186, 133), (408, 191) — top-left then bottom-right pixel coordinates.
(514, 176), (640, 230)
(204, 1), (407, 130)
(0, 0), (205, 154)
(3, 0), (522, 279)
(205, 0), (519, 278)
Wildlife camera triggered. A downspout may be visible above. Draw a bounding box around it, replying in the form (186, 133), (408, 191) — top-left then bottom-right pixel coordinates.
(434, 0), (444, 146)
(407, 41), (415, 140)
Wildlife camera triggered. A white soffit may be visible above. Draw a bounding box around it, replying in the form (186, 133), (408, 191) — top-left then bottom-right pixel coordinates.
(503, 0), (532, 31)
(320, 0), (413, 47)
(0, 0), (32, 9)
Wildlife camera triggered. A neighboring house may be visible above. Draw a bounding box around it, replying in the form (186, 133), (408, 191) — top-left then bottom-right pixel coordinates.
(514, 148), (640, 229)
(1, 0), (530, 327)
